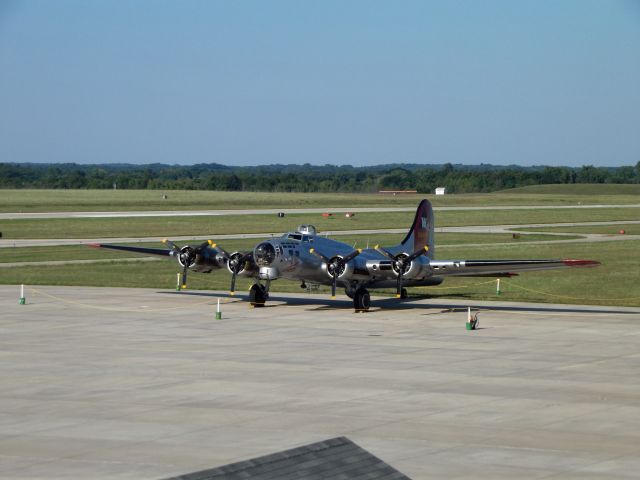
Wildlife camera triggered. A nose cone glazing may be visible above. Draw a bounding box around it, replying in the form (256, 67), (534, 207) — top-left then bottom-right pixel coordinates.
(254, 242), (276, 266)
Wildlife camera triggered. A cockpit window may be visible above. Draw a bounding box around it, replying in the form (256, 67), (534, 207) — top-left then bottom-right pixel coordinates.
(288, 234), (302, 241)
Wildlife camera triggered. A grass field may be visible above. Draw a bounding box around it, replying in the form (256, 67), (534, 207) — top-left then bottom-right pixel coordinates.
(2, 208), (639, 239)
(499, 184), (640, 195)
(518, 224), (640, 235)
(419, 240), (639, 307)
(1, 185), (639, 213)
(3, 186), (637, 307)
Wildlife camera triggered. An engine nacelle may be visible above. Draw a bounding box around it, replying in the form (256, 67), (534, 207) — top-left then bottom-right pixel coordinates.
(366, 255), (430, 280)
(226, 252), (259, 277)
(393, 254), (423, 279)
(178, 246), (226, 273)
(322, 256), (370, 281)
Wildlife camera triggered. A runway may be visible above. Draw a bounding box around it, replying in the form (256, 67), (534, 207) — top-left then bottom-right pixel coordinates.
(2, 286), (640, 479)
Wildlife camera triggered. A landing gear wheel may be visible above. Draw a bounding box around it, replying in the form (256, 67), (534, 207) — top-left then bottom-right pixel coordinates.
(400, 288), (408, 299)
(345, 288), (355, 299)
(354, 288), (370, 312)
(249, 283), (267, 306)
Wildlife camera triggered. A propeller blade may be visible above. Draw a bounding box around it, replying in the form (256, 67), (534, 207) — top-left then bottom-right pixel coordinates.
(162, 238), (180, 252)
(331, 275), (337, 298)
(341, 248), (362, 264)
(309, 248), (330, 263)
(196, 240), (211, 251)
(181, 265), (188, 289)
(407, 245), (429, 262)
(374, 245), (395, 260)
(209, 241), (230, 259)
(396, 271), (403, 298)
(230, 270), (237, 295)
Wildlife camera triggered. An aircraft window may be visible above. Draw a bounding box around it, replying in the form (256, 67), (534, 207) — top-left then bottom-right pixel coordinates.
(288, 234), (302, 241)
(302, 235), (309, 242)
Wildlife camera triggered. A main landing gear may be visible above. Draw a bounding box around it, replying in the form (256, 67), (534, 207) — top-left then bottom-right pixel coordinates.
(353, 288), (370, 312)
(249, 280), (270, 307)
(345, 285), (371, 312)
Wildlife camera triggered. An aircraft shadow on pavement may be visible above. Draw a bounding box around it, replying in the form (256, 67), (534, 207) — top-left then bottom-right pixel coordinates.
(159, 290), (639, 315)
(409, 301), (638, 316)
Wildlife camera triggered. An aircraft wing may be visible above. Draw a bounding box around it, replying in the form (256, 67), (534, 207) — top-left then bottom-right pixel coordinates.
(430, 259), (599, 277)
(88, 243), (172, 257)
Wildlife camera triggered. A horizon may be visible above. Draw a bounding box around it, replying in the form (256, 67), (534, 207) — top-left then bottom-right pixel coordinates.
(4, 160), (637, 171)
(1, 1), (639, 168)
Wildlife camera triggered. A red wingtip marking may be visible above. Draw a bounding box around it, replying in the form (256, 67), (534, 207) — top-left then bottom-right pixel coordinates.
(563, 259), (600, 267)
(87, 243), (102, 248)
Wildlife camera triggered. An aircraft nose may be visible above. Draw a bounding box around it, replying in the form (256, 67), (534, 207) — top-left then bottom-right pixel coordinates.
(254, 242), (276, 266)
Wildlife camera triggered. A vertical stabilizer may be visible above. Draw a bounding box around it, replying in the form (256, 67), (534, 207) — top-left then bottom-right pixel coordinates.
(400, 199), (434, 258)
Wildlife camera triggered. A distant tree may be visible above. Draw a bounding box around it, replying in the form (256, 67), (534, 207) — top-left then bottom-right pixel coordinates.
(577, 165), (607, 183)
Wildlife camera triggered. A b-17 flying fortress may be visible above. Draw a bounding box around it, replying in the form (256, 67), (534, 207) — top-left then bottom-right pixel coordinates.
(93, 199), (599, 311)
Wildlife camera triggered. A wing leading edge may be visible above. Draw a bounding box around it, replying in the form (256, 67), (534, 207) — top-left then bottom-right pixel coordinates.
(88, 243), (172, 257)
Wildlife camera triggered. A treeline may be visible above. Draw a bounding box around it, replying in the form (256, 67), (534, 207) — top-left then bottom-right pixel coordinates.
(1, 162), (639, 193)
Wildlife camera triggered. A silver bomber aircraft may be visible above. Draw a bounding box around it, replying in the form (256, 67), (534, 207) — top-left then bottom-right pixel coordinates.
(92, 199), (599, 311)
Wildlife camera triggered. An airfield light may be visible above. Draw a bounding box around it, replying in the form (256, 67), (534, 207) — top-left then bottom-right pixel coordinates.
(216, 298), (222, 320)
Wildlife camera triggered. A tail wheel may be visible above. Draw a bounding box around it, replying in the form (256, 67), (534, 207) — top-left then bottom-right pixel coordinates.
(249, 284), (267, 306)
(354, 288), (370, 312)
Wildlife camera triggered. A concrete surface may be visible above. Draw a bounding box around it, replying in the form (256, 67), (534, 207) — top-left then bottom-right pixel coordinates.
(2, 285), (640, 479)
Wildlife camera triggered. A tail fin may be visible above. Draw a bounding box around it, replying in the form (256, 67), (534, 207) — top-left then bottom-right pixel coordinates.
(400, 199), (434, 258)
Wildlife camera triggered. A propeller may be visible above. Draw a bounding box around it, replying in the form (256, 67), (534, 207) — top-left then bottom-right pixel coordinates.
(309, 248), (362, 298)
(162, 239), (211, 289)
(375, 245), (429, 298)
(206, 241), (253, 296)
(228, 252), (252, 295)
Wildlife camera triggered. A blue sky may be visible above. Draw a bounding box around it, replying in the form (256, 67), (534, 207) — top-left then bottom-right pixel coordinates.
(1, 0), (638, 167)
